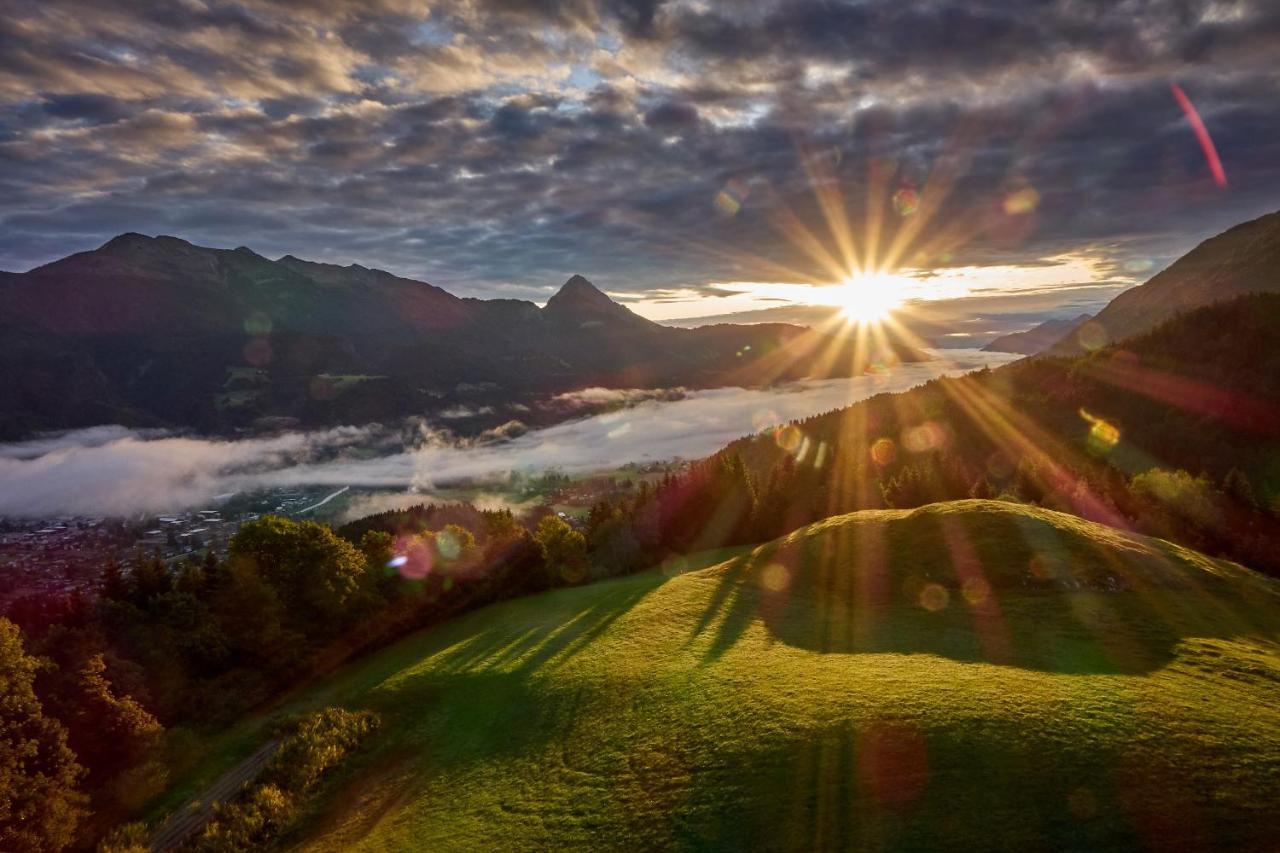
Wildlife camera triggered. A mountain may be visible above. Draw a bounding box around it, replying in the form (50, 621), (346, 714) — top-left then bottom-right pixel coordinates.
(542, 274), (658, 331)
(982, 313), (1092, 355)
(0, 235), (929, 439)
(168, 500), (1280, 850)
(1048, 209), (1280, 355)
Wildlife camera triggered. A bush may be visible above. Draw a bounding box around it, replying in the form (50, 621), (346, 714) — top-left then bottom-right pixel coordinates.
(263, 707), (381, 792)
(96, 821), (148, 852)
(188, 784), (295, 853)
(186, 708), (378, 852)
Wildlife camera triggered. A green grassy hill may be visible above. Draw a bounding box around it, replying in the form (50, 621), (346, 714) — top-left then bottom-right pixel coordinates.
(186, 501), (1279, 851)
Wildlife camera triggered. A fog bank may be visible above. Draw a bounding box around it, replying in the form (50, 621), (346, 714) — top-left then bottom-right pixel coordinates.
(0, 350), (1015, 517)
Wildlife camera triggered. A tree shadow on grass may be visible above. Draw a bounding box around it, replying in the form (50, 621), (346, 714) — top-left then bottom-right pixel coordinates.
(690, 503), (1279, 674)
(428, 574), (663, 678)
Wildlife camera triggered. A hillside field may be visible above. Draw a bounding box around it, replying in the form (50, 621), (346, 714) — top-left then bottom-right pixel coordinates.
(170, 501), (1280, 851)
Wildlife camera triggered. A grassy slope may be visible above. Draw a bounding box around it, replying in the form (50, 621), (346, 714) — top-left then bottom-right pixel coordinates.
(205, 501), (1277, 851)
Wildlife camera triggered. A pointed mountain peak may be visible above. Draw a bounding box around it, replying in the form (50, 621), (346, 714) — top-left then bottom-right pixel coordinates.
(543, 275), (657, 329)
(554, 274), (607, 299)
(545, 275), (621, 312)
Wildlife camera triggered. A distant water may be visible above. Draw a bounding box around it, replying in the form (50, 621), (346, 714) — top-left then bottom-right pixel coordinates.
(0, 349), (1019, 518)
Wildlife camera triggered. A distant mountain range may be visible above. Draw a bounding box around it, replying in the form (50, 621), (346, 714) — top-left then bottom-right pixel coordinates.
(982, 313), (1093, 355)
(0, 234), (926, 439)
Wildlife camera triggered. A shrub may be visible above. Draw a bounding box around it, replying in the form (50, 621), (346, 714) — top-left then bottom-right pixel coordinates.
(97, 821), (148, 852)
(188, 784), (295, 853)
(185, 707), (378, 852)
(262, 707), (381, 793)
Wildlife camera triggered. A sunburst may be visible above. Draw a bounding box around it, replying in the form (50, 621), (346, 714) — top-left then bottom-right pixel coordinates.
(832, 271), (907, 324)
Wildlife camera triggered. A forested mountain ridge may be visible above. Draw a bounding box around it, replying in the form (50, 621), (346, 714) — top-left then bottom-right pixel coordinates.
(1048, 208), (1280, 354)
(0, 234), (927, 439)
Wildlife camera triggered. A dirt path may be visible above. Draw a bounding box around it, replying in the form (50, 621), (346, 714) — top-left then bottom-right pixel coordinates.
(149, 739), (279, 852)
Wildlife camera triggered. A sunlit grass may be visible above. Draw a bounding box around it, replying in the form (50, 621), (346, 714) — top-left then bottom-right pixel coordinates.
(166, 503), (1279, 851)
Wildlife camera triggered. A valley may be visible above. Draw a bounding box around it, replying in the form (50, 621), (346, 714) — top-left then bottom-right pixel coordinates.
(156, 502), (1280, 852)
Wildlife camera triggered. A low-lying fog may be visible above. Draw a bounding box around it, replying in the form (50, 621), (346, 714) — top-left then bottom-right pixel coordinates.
(0, 350), (1018, 518)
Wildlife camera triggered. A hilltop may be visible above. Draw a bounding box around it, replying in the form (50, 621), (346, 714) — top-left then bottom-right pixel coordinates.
(0, 236), (927, 439)
(160, 500), (1280, 851)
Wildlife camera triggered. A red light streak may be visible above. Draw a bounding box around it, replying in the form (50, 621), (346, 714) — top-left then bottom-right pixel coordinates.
(1171, 83), (1227, 188)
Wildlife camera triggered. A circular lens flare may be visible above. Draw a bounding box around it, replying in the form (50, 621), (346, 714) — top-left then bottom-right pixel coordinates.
(834, 271), (905, 324)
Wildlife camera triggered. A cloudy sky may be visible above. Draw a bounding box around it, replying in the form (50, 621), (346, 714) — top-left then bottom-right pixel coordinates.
(1, 0), (1277, 316)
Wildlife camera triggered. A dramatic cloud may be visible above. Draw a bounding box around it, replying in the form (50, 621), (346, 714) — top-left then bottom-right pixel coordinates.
(0, 351), (1017, 517)
(0, 0), (1277, 307)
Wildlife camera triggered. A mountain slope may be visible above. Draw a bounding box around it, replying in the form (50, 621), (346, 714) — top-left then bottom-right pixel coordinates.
(982, 313), (1091, 355)
(166, 501), (1280, 851)
(1049, 209), (1280, 354)
(0, 235), (928, 438)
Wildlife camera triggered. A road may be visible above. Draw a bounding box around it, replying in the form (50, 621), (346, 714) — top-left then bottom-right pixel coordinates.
(296, 485), (351, 515)
(149, 739), (279, 852)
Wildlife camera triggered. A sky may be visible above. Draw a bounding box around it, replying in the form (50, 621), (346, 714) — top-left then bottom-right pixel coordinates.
(2, 0), (1278, 319)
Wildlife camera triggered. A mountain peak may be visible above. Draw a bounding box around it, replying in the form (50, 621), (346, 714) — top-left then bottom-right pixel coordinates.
(101, 232), (153, 251)
(556, 274), (606, 298)
(545, 275), (615, 311)
(100, 233), (202, 256)
(543, 275), (656, 329)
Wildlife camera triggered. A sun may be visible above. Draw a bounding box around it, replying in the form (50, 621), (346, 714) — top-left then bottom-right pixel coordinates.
(834, 271), (906, 324)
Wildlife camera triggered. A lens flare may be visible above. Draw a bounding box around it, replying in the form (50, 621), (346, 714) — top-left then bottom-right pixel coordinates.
(1002, 185), (1040, 215)
(1075, 320), (1108, 351)
(774, 424), (803, 453)
(892, 184), (920, 216)
(902, 421), (948, 453)
(870, 437), (897, 466)
(243, 311), (272, 335)
(1080, 408), (1120, 454)
(759, 562), (790, 592)
(919, 583), (950, 611)
(1171, 82), (1227, 188)
(713, 176), (751, 216)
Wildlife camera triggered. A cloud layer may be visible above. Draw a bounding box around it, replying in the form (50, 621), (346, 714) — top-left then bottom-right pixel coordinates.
(1, 1), (1278, 303)
(0, 350), (1016, 517)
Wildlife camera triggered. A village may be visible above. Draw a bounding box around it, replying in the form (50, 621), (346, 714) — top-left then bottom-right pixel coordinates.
(0, 487), (331, 613)
(0, 463), (685, 617)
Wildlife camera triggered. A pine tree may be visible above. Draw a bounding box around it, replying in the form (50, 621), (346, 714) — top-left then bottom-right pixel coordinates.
(1223, 467), (1257, 510)
(101, 559), (128, 602)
